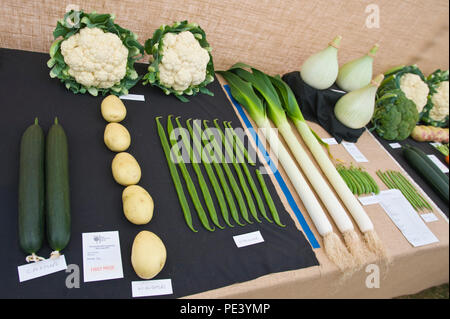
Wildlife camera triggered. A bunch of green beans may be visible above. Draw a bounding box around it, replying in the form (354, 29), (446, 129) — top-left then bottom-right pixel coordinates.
(376, 170), (433, 212)
(155, 115), (285, 231)
(336, 165), (379, 195)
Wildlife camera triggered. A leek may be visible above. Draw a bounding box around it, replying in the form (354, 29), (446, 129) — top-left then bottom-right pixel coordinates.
(334, 74), (384, 129)
(272, 73), (386, 260)
(232, 67), (370, 265)
(336, 44), (379, 92)
(300, 36), (342, 90)
(218, 69), (356, 271)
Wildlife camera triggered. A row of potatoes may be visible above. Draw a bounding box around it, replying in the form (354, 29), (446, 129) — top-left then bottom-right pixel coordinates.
(101, 95), (167, 280)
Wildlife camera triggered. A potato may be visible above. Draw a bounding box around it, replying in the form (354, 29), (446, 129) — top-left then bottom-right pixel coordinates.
(122, 185), (154, 225)
(111, 152), (141, 186)
(101, 95), (127, 122)
(104, 123), (131, 152)
(131, 231), (166, 280)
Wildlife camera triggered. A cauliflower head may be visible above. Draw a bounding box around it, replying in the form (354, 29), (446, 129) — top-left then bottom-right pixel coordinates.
(48, 11), (144, 96)
(372, 90), (419, 141)
(143, 20), (215, 102)
(399, 73), (429, 113)
(430, 81), (449, 121)
(421, 70), (449, 127)
(158, 31), (210, 92)
(61, 27), (128, 89)
(378, 65), (430, 116)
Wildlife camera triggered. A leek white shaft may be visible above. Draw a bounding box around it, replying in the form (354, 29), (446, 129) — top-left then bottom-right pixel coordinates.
(295, 120), (374, 232)
(258, 119), (333, 236)
(278, 122), (354, 233)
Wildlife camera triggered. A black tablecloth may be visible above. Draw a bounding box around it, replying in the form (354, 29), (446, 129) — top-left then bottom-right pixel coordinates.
(0, 48), (318, 298)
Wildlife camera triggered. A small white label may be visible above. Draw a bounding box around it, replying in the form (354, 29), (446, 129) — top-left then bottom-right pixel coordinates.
(421, 213), (439, 223)
(359, 195), (380, 206)
(430, 142), (442, 147)
(389, 143), (402, 149)
(18, 255), (67, 282)
(342, 142), (369, 163)
(322, 138), (338, 145)
(233, 231), (264, 248)
(427, 154), (449, 173)
(132, 279), (173, 298)
(119, 94), (145, 101)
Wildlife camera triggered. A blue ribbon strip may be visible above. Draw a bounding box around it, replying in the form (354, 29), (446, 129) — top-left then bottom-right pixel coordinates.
(224, 85), (320, 249)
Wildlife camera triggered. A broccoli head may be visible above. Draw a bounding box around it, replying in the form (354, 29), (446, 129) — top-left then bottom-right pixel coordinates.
(371, 90), (419, 141)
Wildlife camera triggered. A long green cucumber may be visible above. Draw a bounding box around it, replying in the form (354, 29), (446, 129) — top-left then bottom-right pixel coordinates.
(46, 117), (71, 253)
(403, 146), (449, 202)
(18, 118), (45, 259)
(404, 145), (448, 186)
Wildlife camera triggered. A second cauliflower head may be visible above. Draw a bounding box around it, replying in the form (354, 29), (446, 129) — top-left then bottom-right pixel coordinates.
(143, 21), (215, 102)
(158, 31), (211, 92)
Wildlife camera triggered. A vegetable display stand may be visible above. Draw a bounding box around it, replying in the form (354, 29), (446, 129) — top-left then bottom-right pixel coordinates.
(0, 49), (448, 299)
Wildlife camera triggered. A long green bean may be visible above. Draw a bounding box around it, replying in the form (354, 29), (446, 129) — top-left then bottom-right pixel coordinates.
(155, 116), (197, 232)
(174, 117), (225, 229)
(201, 120), (251, 224)
(255, 170), (286, 227)
(337, 166), (355, 194)
(224, 121), (256, 166)
(349, 167), (368, 194)
(210, 119), (259, 223)
(167, 116), (215, 231)
(342, 169), (362, 195)
(386, 170), (422, 211)
(214, 119), (271, 223)
(362, 171), (380, 194)
(393, 171), (433, 211)
(185, 118), (234, 227)
(191, 120), (245, 226)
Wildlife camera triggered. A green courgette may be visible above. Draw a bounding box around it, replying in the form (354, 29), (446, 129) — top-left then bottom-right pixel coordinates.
(46, 117), (71, 254)
(18, 118), (45, 261)
(403, 145), (449, 202)
(404, 145), (449, 186)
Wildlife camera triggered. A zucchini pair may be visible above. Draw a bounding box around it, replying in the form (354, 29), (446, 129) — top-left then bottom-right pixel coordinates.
(18, 118), (71, 262)
(403, 145), (449, 202)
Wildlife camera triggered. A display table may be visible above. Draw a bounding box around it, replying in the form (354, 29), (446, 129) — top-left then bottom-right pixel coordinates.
(188, 107), (450, 298)
(0, 49), (448, 299)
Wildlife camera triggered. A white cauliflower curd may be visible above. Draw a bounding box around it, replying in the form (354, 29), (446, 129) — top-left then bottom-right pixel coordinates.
(429, 81), (449, 121)
(60, 27), (128, 88)
(399, 73), (430, 113)
(157, 31), (211, 92)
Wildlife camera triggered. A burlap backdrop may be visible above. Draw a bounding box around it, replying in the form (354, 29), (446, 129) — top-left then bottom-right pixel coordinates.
(0, 0), (448, 76)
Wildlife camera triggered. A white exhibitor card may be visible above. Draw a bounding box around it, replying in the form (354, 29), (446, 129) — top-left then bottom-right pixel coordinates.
(82, 231), (124, 282)
(342, 142), (369, 163)
(18, 255), (67, 282)
(377, 189), (439, 247)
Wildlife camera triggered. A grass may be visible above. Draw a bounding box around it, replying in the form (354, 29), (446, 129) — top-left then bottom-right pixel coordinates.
(395, 283), (449, 299)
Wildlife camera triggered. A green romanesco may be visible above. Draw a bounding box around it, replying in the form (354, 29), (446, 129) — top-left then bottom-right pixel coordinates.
(371, 89), (419, 141)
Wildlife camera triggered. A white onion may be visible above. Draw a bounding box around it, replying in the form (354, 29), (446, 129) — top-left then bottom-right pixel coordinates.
(334, 74), (384, 129)
(300, 36), (342, 90)
(337, 44), (379, 92)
